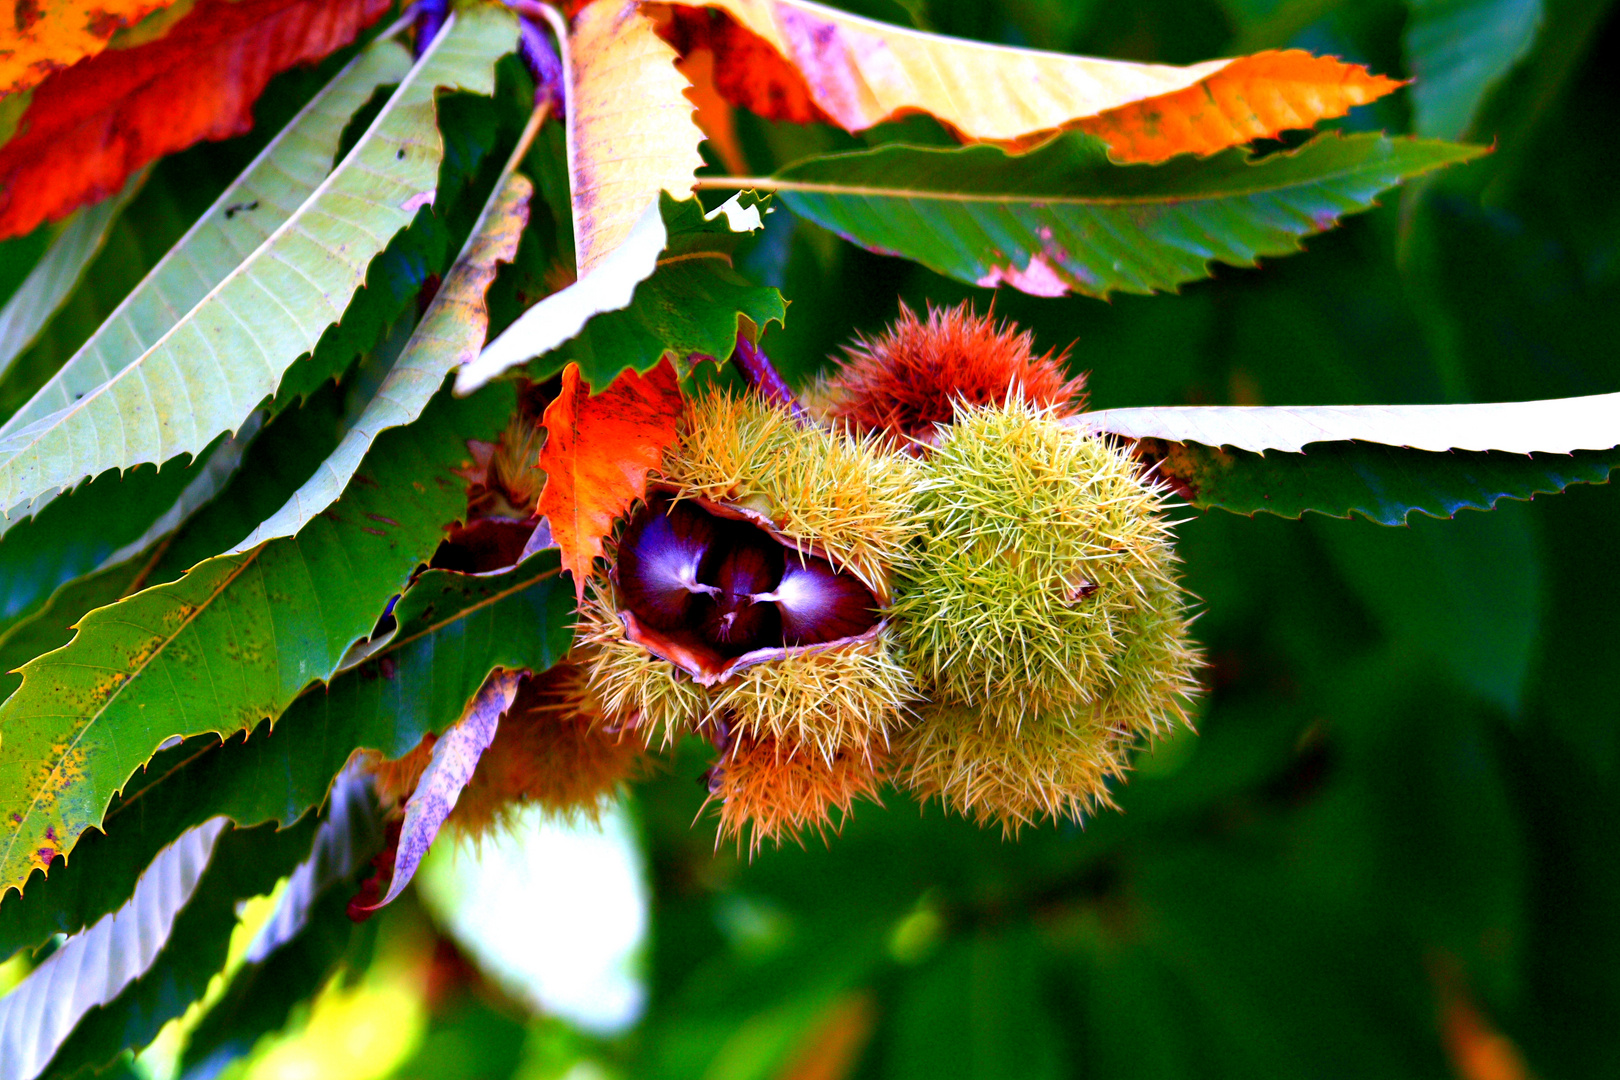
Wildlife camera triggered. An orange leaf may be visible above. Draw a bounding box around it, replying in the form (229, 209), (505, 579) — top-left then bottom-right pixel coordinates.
(0, 0), (391, 240)
(0, 0), (185, 99)
(663, 0), (1399, 158)
(538, 359), (685, 600)
(1075, 50), (1403, 164)
(675, 44), (748, 176)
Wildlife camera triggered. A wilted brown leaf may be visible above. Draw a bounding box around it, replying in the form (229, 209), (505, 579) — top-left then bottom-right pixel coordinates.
(568, 0), (706, 275)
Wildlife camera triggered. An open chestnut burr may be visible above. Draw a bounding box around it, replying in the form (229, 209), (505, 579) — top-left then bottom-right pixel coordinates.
(611, 493), (883, 681)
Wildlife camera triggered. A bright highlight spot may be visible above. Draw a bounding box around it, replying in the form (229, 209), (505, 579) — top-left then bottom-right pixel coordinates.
(237, 976), (424, 1080)
(417, 802), (648, 1034)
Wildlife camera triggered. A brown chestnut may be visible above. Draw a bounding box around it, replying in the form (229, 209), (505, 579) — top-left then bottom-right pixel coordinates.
(699, 528), (783, 654)
(751, 555), (878, 645)
(616, 498), (721, 630)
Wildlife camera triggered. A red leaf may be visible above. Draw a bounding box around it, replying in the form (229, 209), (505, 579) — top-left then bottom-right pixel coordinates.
(0, 0), (391, 240)
(538, 359), (685, 601)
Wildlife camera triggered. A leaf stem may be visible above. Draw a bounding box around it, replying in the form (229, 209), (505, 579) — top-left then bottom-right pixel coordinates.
(510, 97), (553, 170)
(694, 176), (781, 191)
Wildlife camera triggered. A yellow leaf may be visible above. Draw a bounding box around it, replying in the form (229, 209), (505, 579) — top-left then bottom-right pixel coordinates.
(567, 0), (706, 275)
(664, 0), (1400, 160)
(0, 0), (186, 100)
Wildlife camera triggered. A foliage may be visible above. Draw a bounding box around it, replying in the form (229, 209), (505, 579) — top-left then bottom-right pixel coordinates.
(0, 0), (1616, 1078)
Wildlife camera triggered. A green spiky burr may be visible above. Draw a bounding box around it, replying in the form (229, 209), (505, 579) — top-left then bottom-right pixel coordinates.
(891, 398), (1196, 725)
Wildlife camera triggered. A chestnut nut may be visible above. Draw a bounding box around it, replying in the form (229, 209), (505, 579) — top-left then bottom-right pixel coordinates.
(615, 498), (880, 656)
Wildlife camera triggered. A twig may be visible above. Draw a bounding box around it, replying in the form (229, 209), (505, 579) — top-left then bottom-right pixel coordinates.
(520, 17), (566, 116)
(413, 0), (448, 58)
(730, 335), (808, 421)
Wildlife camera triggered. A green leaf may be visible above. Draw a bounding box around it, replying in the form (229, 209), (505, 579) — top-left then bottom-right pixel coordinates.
(0, 815), (318, 1080)
(0, 384), (348, 706)
(0, 553), (570, 959)
(266, 75), (528, 418)
(464, 194), (779, 392)
(180, 883), (367, 1080)
(1406, 0), (1543, 138)
(0, 191), (184, 433)
(765, 133), (1484, 298)
(0, 39), (409, 449)
(0, 425), (256, 637)
(0, 562), (141, 705)
(0, 7), (518, 524)
(1147, 439), (1619, 525)
(557, 258), (788, 390)
(0, 381), (513, 899)
(0, 173), (143, 381)
(0, 450), (208, 630)
(552, 227), (788, 389)
(233, 170), (533, 550)
(179, 769), (382, 1080)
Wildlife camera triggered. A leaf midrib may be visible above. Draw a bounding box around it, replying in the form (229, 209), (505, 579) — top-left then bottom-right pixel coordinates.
(0, 15), (456, 487)
(752, 154), (1442, 206)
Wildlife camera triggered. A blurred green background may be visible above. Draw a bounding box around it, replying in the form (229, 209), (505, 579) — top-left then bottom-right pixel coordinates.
(7, 0), (1618, 1077)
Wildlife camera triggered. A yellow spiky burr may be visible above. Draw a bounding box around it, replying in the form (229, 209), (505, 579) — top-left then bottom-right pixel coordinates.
(580, 389), (923, 836)
(894, 570), (1200, 831)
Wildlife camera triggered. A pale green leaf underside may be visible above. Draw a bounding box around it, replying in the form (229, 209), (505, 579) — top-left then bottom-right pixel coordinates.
(0, 5), (518, 523)
(231, 173), (532, 551)
(1064, 391), (1620, 454)
(0, 42), (411, 446)
(0, 172), (143, 383)
(0, 819), (226, 1080)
